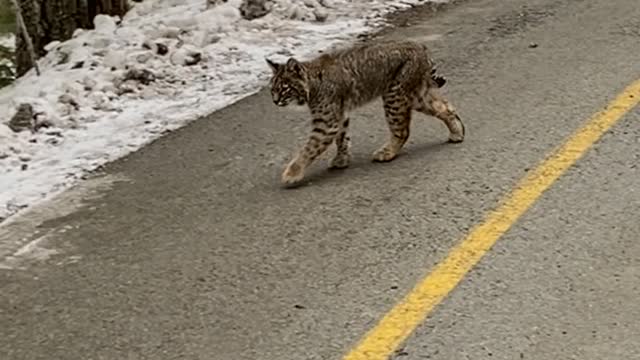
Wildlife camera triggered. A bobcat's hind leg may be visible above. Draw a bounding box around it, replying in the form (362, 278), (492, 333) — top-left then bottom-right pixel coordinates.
(329, 117), (351, 169)
(373, 59), (424, 162)
(373, 94), (412, 162)
(416, 88), (465, 143)
(282, 113), (340, 185)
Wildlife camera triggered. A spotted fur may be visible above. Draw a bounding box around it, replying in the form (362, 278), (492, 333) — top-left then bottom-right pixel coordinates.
(267, 40), (465, 186)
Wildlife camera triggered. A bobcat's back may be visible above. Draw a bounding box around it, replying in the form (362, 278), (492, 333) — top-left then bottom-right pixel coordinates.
(304, 40), (437, 109)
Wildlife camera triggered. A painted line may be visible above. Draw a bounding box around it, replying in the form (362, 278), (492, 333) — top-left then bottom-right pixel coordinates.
(343, 79), (640, 360)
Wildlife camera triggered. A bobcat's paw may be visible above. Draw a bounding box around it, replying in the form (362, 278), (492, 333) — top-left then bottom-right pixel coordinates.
(448, 133), (464, 143)
(281, 162), (305, 186)
(372, 147), (398, 162)
(448, 116), (465, 143)
(329, 153), (351, 169)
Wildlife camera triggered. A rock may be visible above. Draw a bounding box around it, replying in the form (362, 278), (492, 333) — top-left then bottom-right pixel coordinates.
(142, 40), (156, 51)
(33, 114), (53, 132)
(160, 26), (182, 39)
(82, 76), (97, 91)
(59, 94), (80, 109)
(240, 0), (272, 20)
(185, 52), (202, 66)
(171, 46), (203, 66)
(156, 43), (169, 55)
(206, 0), (228, 8)
(8, 104), (34, 133)
(135, 52), (153, 64)
(318, 0), (335, 8)
(90, 92), (116, 111)
(123, 68), (156, 85)
(5, 201), (28, 214)
(117, 82), (137, 96)
(314, 8), (329, 22)
(142, 40), (169, 56)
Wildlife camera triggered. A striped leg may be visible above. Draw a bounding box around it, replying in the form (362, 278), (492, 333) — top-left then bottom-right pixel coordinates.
(282, 114), (340, 185)
(373, 91), (412, 162)
(329, 117), (352, 169)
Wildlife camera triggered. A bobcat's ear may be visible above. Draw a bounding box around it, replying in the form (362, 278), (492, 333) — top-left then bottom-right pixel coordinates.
(265, 58), (281, 73)
(286, 57), (306, 78)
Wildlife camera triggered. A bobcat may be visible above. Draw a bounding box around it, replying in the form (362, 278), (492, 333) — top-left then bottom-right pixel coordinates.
(266, 40), (465, 186)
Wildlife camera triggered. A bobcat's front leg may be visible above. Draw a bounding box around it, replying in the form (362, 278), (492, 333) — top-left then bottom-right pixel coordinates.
(282, 116), (339, 186)
(329, 117), (351, 169)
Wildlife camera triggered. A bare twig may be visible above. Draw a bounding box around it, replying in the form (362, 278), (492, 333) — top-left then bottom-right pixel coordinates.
(11, 0), (40, 76)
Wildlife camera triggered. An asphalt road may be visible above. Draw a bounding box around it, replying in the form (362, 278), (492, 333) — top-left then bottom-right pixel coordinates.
(1, 0), (640, 359)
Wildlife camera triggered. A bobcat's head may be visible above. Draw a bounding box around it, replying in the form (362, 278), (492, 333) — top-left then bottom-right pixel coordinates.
(266, 57), (308, 107)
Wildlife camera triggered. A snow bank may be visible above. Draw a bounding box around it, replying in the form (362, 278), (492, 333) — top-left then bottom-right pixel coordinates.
(0, 33), (14, 50)
(0, 0), (444, 222)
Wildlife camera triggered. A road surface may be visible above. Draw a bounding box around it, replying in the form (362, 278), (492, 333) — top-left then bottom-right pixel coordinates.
(2, 0), (640, 359)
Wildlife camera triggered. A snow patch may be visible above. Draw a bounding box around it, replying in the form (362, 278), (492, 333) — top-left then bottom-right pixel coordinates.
(0, 0), (445, 222)
(0, 33), (14, 50)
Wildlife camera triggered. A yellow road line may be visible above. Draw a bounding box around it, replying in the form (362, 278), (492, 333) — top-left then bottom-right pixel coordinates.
(343, 79), (640, 360)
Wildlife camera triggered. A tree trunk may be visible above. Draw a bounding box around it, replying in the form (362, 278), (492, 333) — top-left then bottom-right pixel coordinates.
(16, 0), (129, 77)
